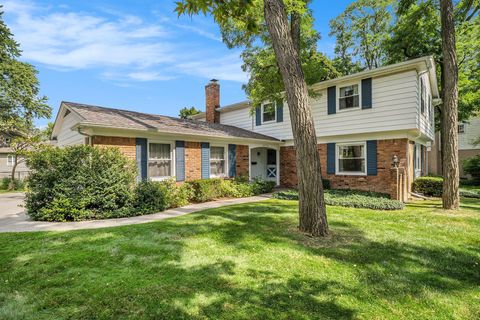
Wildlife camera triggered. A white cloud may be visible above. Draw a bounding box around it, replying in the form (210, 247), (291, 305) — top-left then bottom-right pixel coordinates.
(2, 0), (247, 83)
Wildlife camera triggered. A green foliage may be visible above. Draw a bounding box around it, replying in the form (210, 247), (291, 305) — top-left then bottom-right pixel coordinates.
(412, 176), (443, 197)
(179, 106), (201, 119)
(329, 0), (394, 72)
(25, 145), (137, 221)
(133, 179), (194, 214)
(0, 177), (24, 190)
(187, 178), (275, 202)
(0, 8), (50, 126)
(273, 189), (405, 210)
(463, 155), (480, 178)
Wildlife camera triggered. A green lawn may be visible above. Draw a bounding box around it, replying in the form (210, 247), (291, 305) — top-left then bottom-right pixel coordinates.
(1, 198), (479, 319)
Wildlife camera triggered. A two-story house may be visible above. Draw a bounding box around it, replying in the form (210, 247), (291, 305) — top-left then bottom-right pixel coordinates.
(0, 132), (29, 180)
(51, 56), (439, 201)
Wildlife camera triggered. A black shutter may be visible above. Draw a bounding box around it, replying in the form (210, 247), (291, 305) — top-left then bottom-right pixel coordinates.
(276, 99), (283, 122)
(361, 78), (372, 109)
(421, 78), (425, 114)
(135, 138), (148, 181)
(327, 143), (336, 174)
(366, 140), (377, 176)
(228, 144), (236, 178)
(255, 106), (261, 126)
(327, 86), (336, 115)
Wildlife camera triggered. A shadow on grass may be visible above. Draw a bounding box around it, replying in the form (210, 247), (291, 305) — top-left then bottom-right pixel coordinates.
(1, 200), (479, 319)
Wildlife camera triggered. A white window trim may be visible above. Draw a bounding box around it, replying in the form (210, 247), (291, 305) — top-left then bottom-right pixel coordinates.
(6, 154), (15, 167)
(210, 144), (228, 178)
(337, 82), (361, 113)
(261, 101), (276, 124)
(147, 140), (175, 181)
(335, 141), (367, 176)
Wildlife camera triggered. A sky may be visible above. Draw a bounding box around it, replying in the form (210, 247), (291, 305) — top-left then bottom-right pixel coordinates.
(2, 0), (354, 128)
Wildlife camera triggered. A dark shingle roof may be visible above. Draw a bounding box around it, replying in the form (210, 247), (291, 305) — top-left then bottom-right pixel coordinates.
(63, 101), (280, 142)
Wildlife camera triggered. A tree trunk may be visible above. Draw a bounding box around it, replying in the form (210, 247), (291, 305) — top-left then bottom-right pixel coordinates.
(264, 0), (328, 236)
(440, 0), (460, 209)
(9, 157), (18, 191)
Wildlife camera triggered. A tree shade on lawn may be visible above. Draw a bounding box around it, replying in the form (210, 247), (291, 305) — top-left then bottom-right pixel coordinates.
(0, 198), (479, 319)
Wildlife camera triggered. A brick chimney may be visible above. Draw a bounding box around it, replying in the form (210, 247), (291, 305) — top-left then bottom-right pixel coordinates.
(205, 79), (220, 123)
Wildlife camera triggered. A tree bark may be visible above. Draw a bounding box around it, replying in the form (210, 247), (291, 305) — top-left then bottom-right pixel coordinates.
(9, 157), (18, 191)
(440, 0), (460, 209)
(290, 11), (301, 55)
(264, 0), (329, 236)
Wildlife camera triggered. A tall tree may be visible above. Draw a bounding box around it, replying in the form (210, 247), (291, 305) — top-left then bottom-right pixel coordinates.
(179, 106), (201, 119)
(0, 7), (50, 128)
(176, 0), (329, 236)
(440, 0), (460, 209)
(329, 0), (393, 73)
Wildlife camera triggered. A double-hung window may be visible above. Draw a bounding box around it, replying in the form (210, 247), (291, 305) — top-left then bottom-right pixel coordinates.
(148, 143), (172, 179)
(458, 123), (465, 134)
(337, 143), (366, 175)
(210, 146), (225, 177)
(339, 84), (359, 110)
(6, 155), (15, 167)
(262, 102), (276, 123)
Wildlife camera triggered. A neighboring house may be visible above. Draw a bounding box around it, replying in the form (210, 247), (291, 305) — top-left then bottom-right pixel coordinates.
(51, 56), (439, 201)
(428, 117), (480, 178)
(0, 132), (29, 180)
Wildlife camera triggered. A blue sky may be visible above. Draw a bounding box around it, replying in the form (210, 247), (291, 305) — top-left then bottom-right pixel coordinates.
(3, 0), (353, 127)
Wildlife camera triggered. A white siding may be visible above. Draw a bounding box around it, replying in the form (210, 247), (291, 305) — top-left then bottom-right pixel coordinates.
(220, 70), (422, 140)
(56, 112), (84, 146)
(459, 117), (480, 150)
(418, 72), (435, 140)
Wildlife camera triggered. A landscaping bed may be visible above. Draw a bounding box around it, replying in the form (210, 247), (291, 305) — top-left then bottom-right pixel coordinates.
(273, 189), (405, 210)
(412, 176), (480, 198)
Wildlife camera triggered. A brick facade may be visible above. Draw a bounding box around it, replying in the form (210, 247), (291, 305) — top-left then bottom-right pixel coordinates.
(185, 141), (202, 180)
(280, 139), (411, 200)
(236, 145), (249, 178)
(92, 136), (136, 160)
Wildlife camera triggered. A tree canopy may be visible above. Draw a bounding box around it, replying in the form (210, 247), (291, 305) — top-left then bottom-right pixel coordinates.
(0, 7), (50, 129)
(179, 106), (201, 119)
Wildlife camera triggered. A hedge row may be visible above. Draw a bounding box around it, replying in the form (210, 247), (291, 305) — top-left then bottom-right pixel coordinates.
(25, 145), (276, 222)
(272, 189), (405, 210)
(412, 176), (480, 198)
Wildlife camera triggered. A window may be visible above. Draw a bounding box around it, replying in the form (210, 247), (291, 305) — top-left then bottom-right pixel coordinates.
(7, 155), (15, 167)
(148, 143), (172, 179)
(210, 146), (225, 176)
(458, 123), (465, 134)
(339, 84), (359, 110)
(262, 102), (276, 123)
(337, 143), (366, 175)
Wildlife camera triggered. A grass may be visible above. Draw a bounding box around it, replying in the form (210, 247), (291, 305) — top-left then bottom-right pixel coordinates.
(1, 199), (479, 319)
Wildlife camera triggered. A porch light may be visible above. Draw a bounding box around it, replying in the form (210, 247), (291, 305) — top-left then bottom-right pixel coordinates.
(392, 155), (399, 168)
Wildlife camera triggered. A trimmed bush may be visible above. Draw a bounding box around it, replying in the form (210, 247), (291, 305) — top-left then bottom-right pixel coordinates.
(463, 156), (480, 179)
(0, 177), (25, 191)
(25, 145), (137, 221)
(273, 189), (405, 210)
(459, 189), (480, 199)
(187, 178), (275, 202)
(412, 176), (443, 197)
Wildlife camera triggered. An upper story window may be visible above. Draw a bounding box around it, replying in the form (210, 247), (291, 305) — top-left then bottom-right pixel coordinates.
(339, 84), (359, 110)
(262, 102), (276, 123)
(458, 123), (465, 134)
(210, 146), (225, 177)
(148, 143), (172, 180)
(7, 155), (15, 166)
(337, 143), (366, 175)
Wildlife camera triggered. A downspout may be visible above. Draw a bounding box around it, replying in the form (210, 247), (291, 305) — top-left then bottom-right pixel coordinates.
(77, 127), (92, 145)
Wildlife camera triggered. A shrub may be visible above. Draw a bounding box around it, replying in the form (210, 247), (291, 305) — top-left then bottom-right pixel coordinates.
(0, 177), (25, 190)
(25, 145), (137, 221)
(459, 189), (480, 199)
(250, 178), (276, 194)
(463, 156), (480, 178)
(412, 176), (443, 197)
(133, 180), (169, 214)
(273, 189), (405, 210)
(187, 178), (275, 202)
(322, 179), (331, 190)
(187, 179), (225, 202)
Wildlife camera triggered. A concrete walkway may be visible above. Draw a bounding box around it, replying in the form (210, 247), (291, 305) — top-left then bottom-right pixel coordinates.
(0, 192), (271, 233)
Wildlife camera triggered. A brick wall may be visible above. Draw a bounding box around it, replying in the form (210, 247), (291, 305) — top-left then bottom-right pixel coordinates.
(280, 139), (410, 200)
(92, 136), (136, 160)
(185, 141), (202, 180)
(236, 145), (249, 177)
(205, 81), (220, 124)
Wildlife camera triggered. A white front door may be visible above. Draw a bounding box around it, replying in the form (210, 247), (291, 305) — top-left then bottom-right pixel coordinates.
(251, 148), (266, 180)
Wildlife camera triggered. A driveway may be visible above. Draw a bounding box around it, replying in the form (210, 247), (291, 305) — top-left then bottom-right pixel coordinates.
(0, 192), (271, 233)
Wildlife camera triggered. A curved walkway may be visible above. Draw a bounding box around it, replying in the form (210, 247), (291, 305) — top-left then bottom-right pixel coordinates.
(0, 192), (271, 233)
